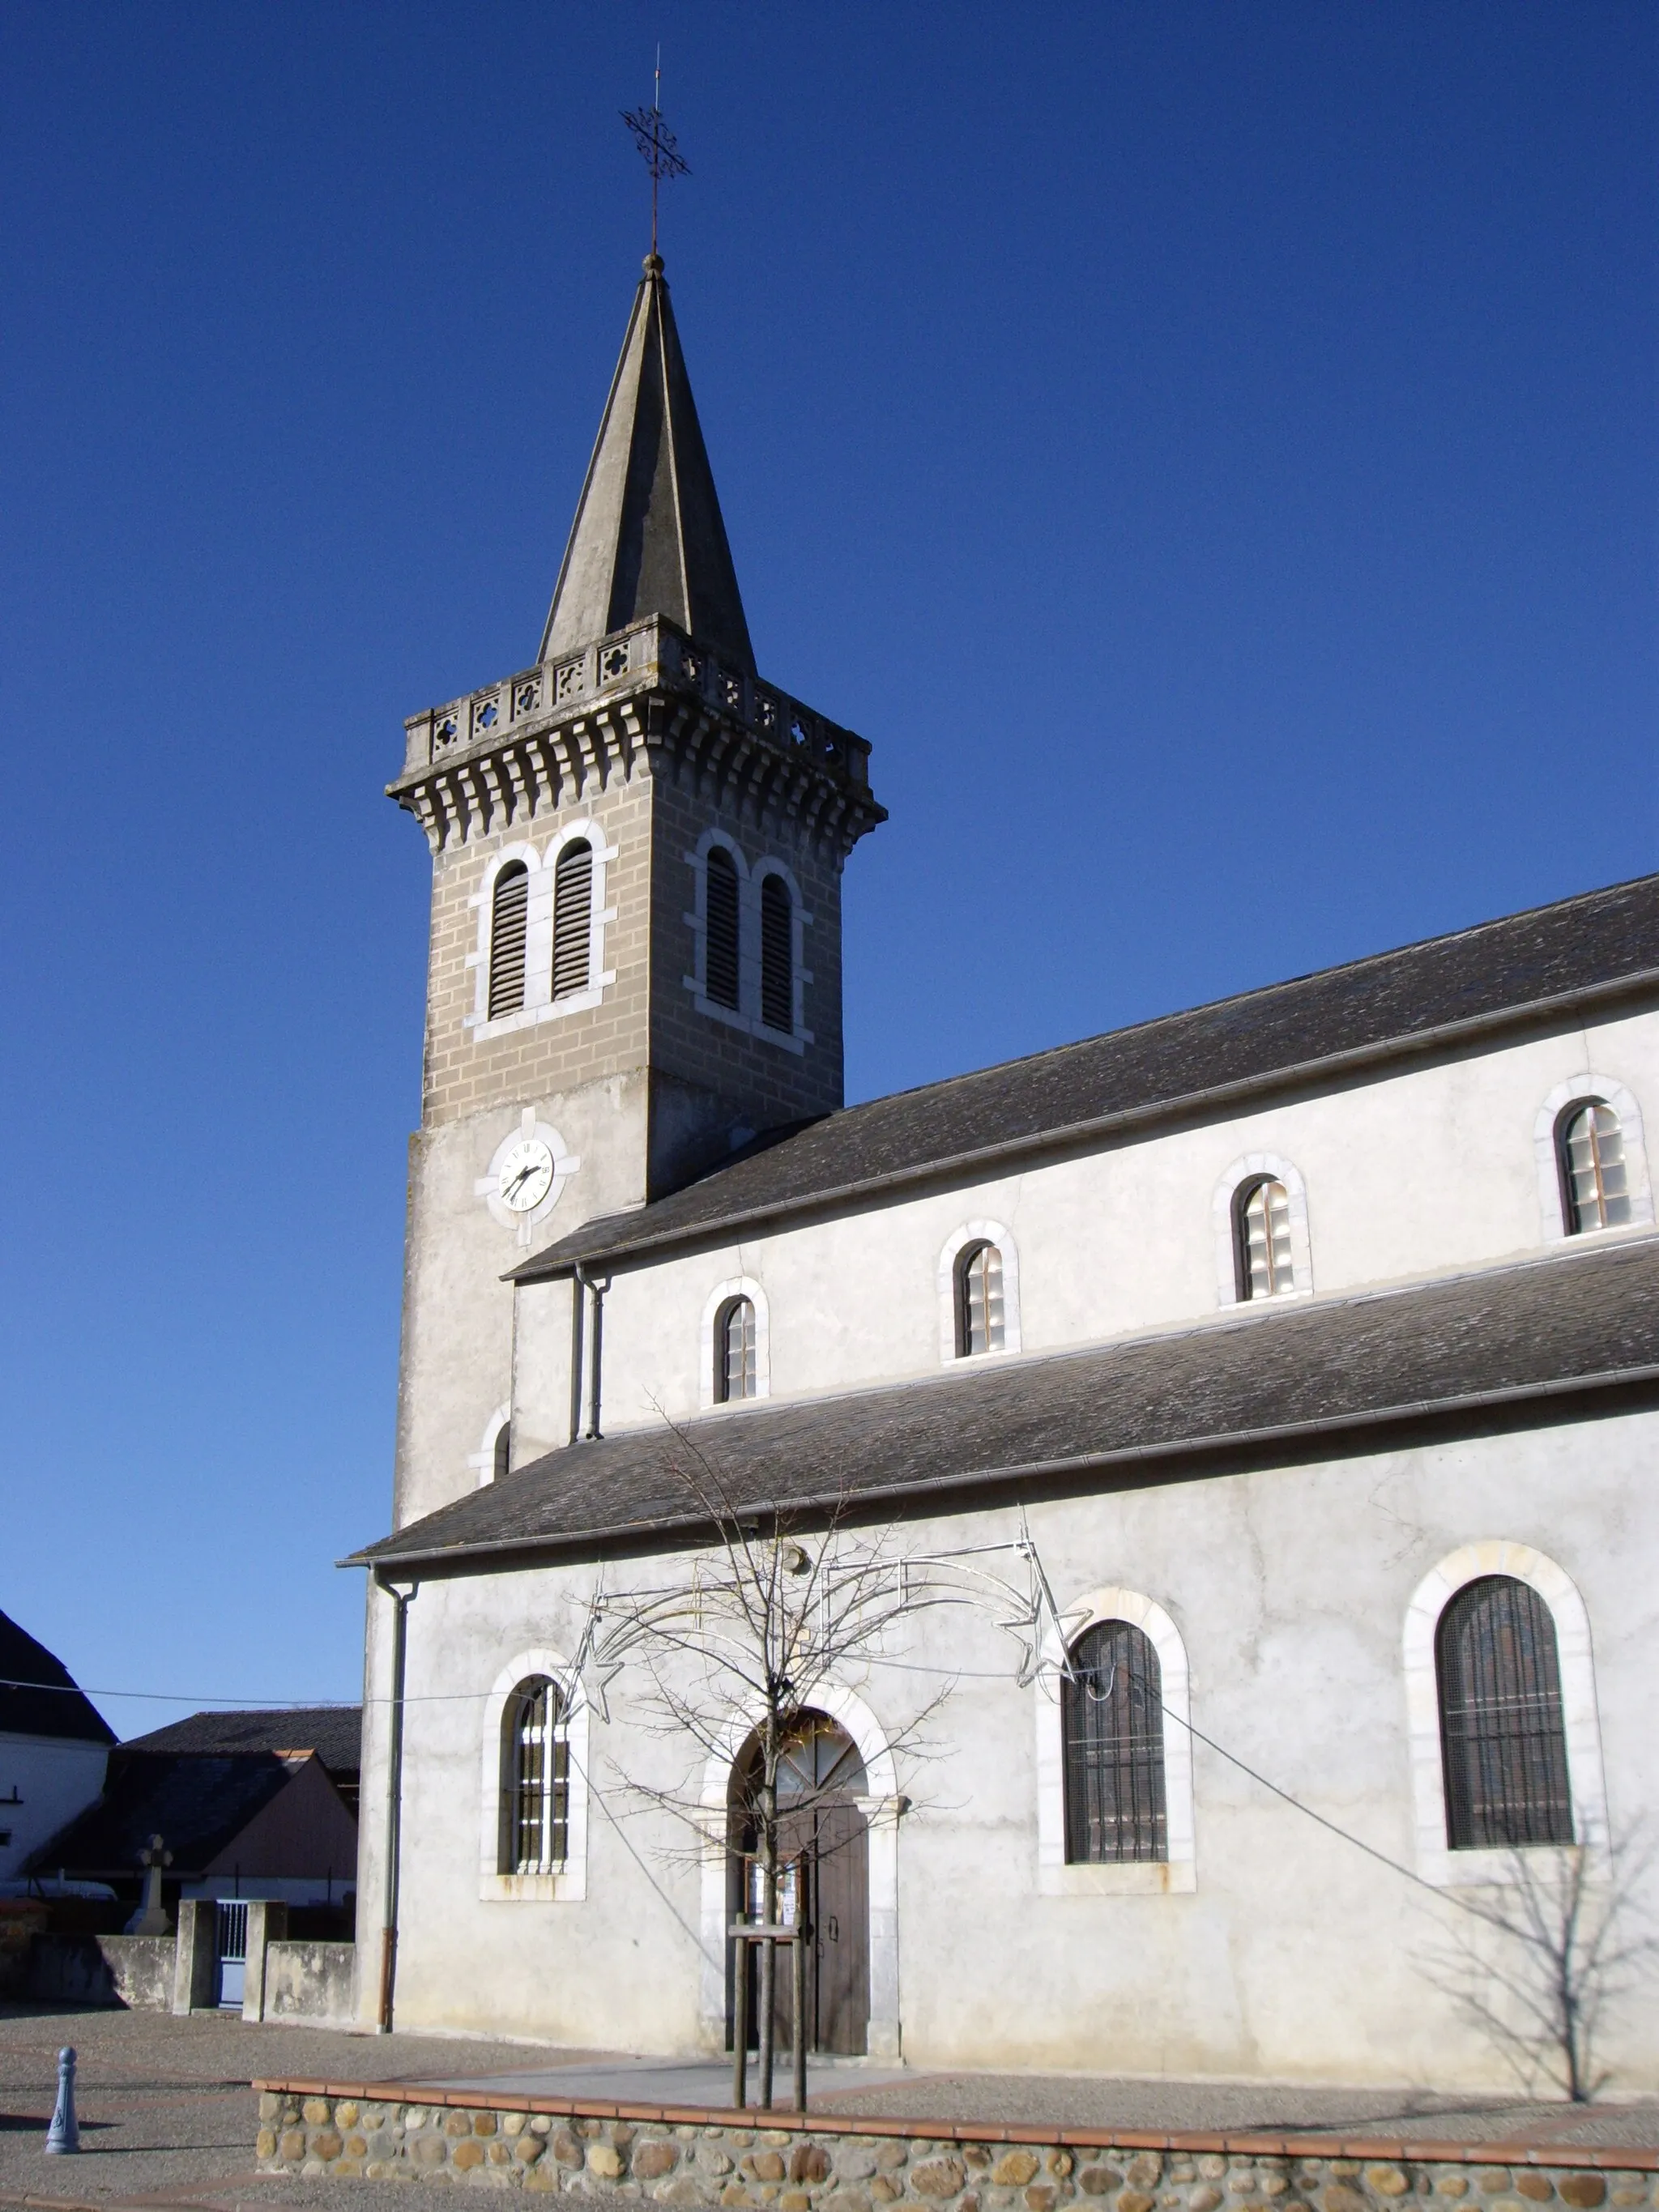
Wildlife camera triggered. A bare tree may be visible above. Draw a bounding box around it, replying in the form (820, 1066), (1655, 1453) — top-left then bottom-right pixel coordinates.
(569, 1431), (951, 2109)
(1424, 1832), (1657, 2101)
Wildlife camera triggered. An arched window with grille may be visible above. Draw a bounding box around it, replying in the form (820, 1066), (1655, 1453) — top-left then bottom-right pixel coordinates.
(1436, 1575), (1573, 1850)
(500, 1677), (569, 1874)
(1559, 1101), (1631, 1234)
(487, 863), (529, 1020)
(551, 840), (593, 1001)
(955, 1242), (1004, 1357)
(714, 1295), (757, 1403)
(759, 873), (793, 1033)
(705, 846), (740, 1010)
(1062, 1620), (1167, 1864)
(1236, 1177), (1294, 1299)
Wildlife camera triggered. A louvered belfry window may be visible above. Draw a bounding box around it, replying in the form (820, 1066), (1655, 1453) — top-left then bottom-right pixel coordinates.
(504, 1677), (569, 1873)
(552, 840), (593, 1001)
(1239, 1178), (1294, 1298)
(487, 863), (529, 1019)
(956, 1242), (1004, 1356)
(1437, 1575), (1574, 1850)
(1063, 1621), (1167, 1864)
(716, 1296), (757, 1402)
(760, 874), (793, 1032)
(705, 847), (740, 1009)
(1561, 1102), (1631, 1234)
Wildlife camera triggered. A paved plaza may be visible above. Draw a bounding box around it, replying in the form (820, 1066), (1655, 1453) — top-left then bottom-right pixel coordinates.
(0, 2001), (1654, 2212)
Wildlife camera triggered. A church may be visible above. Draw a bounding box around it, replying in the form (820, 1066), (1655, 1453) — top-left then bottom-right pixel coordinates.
(348, 249), (1659, 2094)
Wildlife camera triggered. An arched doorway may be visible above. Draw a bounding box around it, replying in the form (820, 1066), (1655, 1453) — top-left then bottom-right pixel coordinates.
(727, 1711), (870, 2056)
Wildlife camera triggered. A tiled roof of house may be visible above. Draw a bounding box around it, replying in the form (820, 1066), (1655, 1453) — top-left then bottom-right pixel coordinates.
(0, 1610), (115, 1746)
(27, 1752), (294, 1880)
(122, 1706), (361, 1777)
(356, 1232), (1659, 1572)
(513, 872), (1659, 1281)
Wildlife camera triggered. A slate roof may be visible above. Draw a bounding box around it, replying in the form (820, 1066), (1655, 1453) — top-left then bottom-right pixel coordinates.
(515, 872), (1659, 1281)
(0, 1610), (114, 1746)
(28, 1751), (295, 1879)
(354, 1233), (1659, 1572)
(123, 1707), (361, 1778)
(539, 257), (755, 672)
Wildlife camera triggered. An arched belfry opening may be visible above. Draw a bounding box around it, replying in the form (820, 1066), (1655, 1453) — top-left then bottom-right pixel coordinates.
(727, 1711), (870, 2057)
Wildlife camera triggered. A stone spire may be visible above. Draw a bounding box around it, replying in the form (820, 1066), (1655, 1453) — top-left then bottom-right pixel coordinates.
(539, 256), (756, 675)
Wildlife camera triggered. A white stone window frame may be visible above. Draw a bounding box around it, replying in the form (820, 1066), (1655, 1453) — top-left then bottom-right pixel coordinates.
(682, 831), (813, 1056)
(1213, 1152), (1314, 1306)
(1402, 1541), (1609, 1890)
(1034, 1584), (1196, 1896)
(697, 1677), (902, 2061)
(466, 1403), (511, 1489)
(936, 1221), (1023, 1362)
(698, 1276), (772, 1409)
(478, 1648), (590, 1903)
(465, 820), (619, 1041)
(1533, 1073), (1654, 1243)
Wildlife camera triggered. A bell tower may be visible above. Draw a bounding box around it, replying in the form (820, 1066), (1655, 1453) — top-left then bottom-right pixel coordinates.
(386, 255), (885, 1528)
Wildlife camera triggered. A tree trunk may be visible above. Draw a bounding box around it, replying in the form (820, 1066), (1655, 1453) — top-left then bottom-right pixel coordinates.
(757, 1727), (778, 2108)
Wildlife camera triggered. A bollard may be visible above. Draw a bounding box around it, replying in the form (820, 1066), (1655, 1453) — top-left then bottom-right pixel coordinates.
(45, 2045), (78, 2154)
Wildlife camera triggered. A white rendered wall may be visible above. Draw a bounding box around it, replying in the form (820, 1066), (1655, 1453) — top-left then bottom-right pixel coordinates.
(576, 1008), (1659, 1434)
(360, 1407), (1658, 2089)
(0, 1736), (109, 1882)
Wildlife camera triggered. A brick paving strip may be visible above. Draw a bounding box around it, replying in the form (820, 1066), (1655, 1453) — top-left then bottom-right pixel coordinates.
(251, 2072), (1659, 2212)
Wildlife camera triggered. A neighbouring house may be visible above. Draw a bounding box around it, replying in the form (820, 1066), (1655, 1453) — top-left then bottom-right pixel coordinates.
(0, 1609), (115, 1888)
(32, 1707), (360, 1924)
(347, 247), (1659, 2092)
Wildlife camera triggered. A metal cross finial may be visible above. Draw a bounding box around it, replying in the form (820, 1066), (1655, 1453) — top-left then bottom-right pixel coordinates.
(621, 49), (689, 260)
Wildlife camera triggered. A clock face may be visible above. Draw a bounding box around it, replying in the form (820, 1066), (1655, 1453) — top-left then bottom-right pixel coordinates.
(497, 1137), (555, 1213)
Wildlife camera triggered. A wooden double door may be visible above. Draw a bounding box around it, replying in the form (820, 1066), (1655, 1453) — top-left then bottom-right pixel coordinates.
(730, 1718), (870, 2056)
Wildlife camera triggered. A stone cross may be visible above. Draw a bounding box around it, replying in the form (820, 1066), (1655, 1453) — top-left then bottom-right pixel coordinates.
(130, 1834), (172, 1937)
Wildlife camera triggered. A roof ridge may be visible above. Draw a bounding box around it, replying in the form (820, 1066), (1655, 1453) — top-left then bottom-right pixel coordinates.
(518, 867), (1659, 1280)
(825, 867), (1659, 1125)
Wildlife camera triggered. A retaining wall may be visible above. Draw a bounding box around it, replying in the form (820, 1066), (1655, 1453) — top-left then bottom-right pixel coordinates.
(28, 1933), (174, 2009)
(264, 1941), (356, 2023)
(254, 2081), (1658, 2212)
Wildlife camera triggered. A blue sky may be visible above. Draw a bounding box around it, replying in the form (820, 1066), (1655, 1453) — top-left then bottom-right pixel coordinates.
(1, 3), (1653, 1732)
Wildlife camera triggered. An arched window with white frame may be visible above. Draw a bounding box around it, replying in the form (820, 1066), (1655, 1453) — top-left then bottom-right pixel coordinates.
(1035, 1586), (1196, 1894)
(956, 1241), (1004, 1356)
(759, 872), (793, 1032)
(1533, 1076), (1653, 1243)
(487, 861), (529, 1019)
(938, 1222), (1021, 1362)
(705, 845), (741, 1011)
(499, 1677), (569, 1874)
(1558, 1099), (1631, 1235)
(1236, 1177), (1294, 1300)
(699, 1277), (771, 1409)
(1436, 1575), (1573, 1850)
(467, 825), (618, 1038)
(1403, 1542), (1607, 1886)
(715, 1294), (757, 1403)
(551, 839), (594, 999)
(1213, 1154), (1312, 1306)
(1062, 1619), (1166, 1864)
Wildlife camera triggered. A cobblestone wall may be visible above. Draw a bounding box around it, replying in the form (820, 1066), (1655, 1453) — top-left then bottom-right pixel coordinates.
(255, 2088), (1657, 2212)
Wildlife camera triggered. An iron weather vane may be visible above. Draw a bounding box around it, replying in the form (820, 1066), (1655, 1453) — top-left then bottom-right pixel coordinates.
(621, 51), (689, 258)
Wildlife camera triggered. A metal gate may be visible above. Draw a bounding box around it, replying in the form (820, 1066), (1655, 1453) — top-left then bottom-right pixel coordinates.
(215, 1900), (249, 2010)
